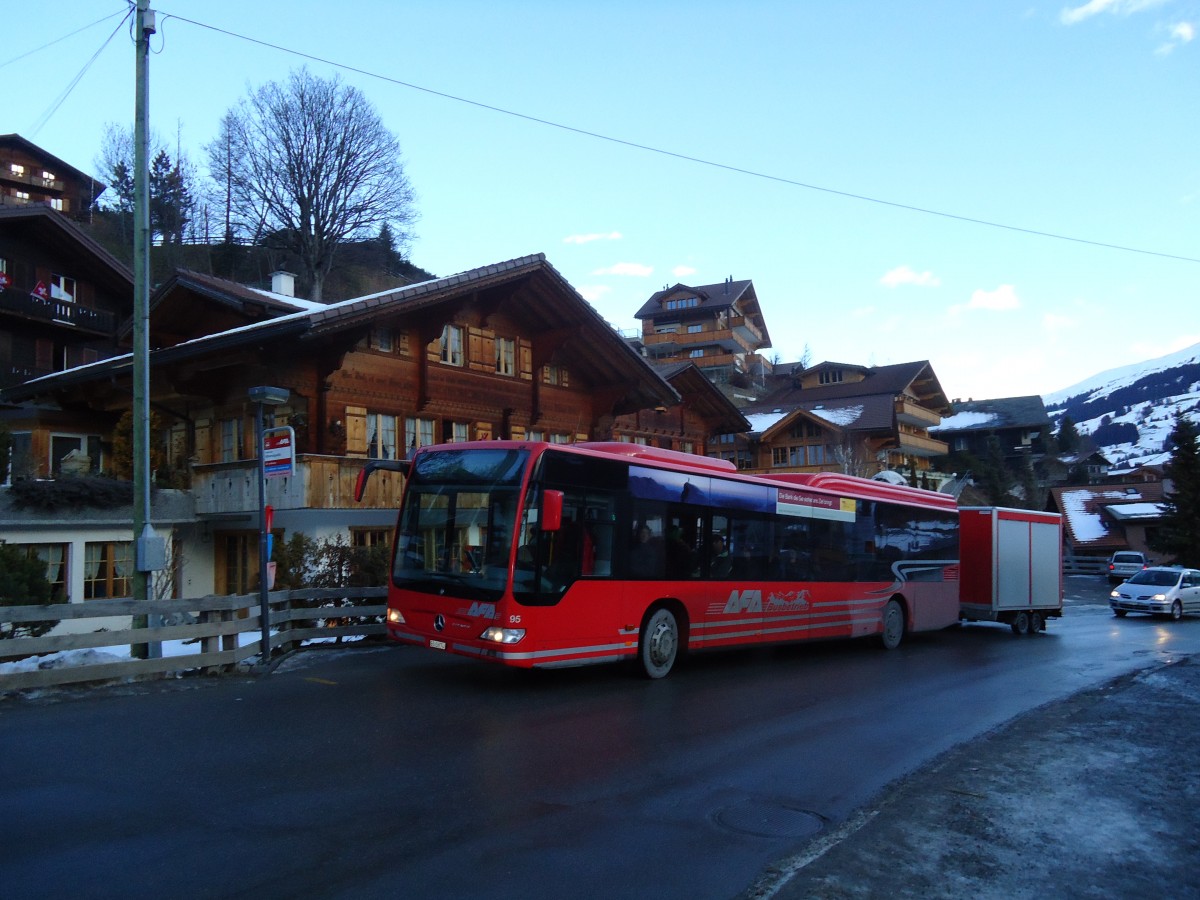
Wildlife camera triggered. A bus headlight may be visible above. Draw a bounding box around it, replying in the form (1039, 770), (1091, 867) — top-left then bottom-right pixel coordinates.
(387, 608), (406, 625)
(481, 626), (526, 644)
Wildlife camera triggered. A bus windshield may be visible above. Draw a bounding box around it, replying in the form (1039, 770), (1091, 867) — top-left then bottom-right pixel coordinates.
(393, 448), (529, 601)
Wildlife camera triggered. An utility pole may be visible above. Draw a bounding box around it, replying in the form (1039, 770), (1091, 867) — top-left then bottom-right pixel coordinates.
(132, 0), (165, 651)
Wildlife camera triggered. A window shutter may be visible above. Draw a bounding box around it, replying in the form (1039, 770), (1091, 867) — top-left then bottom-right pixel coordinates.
(345, 406), (368, 455)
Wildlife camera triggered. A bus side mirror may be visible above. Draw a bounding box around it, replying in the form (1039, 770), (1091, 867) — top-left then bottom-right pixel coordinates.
(354, 459), (411, 503)
(541, 489), (564, 531)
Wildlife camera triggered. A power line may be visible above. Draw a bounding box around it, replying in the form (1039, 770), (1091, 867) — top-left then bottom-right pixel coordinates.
(0, 8), (129, 70)
(29, 9), (135, 138)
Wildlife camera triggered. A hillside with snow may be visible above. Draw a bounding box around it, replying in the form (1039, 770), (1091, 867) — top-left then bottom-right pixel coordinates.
(1043, 341), (1200, 472)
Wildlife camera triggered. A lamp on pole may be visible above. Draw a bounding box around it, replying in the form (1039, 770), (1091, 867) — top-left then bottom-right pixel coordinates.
(249, 385), (289, 666)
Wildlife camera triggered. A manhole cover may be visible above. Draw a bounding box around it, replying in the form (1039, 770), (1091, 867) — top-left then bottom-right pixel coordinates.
(715, 800), (824, 838)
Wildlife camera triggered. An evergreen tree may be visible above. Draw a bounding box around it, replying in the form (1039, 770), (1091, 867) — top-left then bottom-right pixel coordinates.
(1057, 415), (1080, 454)
(978, 435), (1014, 506)
(0, 541), (53, 640)
(1151, 413), (1200, 563)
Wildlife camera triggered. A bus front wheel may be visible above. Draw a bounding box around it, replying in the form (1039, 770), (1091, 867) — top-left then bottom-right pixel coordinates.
(880, 599), (904, 650)
(640, 607), (679, 679)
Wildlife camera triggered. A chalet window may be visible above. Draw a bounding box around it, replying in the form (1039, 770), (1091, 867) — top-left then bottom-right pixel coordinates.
(689, 349), (704, 358)
(15, 190), (30, 201)
(367, 412), (398, 459)
(50, 274), (76, 303)
(807, 445), (827, 465)
(41, 170), (55, 181)
(84, 541), (133, 599)
(549, 433), (573, 444)
(543, 364), (568, 386)
(687, 324), (702, 334)
(440, 324), (464, 366)
(404, 416), (435, 451)
(772, 447), (789, 467)
(819, 369), (843, 385)
(527, 430), (544, 442)
(10, 163), (24, 176)
(664, 297), (699, 310)
(448, 421), (470, 442)
(219, 417), (243, 462)
(369, 327), (394, 352)
(655, 325), (678, 334)
(15, 543), (68, 603)
(351, 527), (393, 549)
(49, 198), (64, 211)
(495, 337), (515, 376)
(50, 433), (101, 475)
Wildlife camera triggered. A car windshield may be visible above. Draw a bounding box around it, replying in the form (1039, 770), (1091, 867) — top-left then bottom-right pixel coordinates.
(1112, 554), (1143, 564)
(1126, 569), (1180, 587)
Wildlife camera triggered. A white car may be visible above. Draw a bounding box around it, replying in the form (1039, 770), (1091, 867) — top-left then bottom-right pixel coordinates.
(1110, 567), (1200, 621)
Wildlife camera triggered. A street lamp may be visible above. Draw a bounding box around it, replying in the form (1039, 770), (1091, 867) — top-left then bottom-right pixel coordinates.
(249, 385), (289, 666)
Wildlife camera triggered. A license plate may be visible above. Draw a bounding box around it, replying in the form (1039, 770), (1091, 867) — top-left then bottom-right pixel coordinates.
(430, 639), (447, 650)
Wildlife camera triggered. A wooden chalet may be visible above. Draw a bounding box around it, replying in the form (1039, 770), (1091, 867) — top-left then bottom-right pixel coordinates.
(720, 360), (952, 483)
(634, 277), (772, 384)
(2, 254), (745, 595)
(0, 134), (105, 221)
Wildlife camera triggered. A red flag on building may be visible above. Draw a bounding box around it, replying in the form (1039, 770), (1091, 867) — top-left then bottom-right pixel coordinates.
(31, 281), (48, 299)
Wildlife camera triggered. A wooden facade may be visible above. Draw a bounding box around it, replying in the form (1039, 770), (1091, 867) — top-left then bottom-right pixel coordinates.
(0, 134), (106, 221)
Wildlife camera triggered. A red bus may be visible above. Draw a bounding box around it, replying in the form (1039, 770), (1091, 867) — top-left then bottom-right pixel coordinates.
(360, 440), (961, 678)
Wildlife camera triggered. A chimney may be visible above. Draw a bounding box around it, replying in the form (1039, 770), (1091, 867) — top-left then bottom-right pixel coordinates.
(270, 271), (296, 298)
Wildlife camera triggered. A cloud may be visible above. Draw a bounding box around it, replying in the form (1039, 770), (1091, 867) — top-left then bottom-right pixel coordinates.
(576, 285), (611, 303)
(879, 265), (941, 288)
(672, 265), (697, 278)
(1060, 0), (1168, 26)
(951, 284), (1021, 315)
(1156, 20), (1195, 53)
(563, 231), (622, 245)
(591, 262), (653, 277)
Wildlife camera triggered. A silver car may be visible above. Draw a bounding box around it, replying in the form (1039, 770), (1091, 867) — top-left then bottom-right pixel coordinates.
(1106, 551), (1148, 583)
(1110, 567), (1200, 620)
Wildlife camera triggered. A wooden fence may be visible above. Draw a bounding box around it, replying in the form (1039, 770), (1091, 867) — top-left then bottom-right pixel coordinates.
(0, 587), (387, 693)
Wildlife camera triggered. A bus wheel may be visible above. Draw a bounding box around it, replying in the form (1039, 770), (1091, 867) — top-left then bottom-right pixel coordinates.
(640, 607), (679, 679)
(1011, 611), (1031, 635)
(1030, 612), (1044, 634)
(880, 599), (904, 650)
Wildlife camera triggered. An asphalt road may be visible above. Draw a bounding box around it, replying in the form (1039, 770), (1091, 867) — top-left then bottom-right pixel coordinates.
(2, 576), (1196, 899)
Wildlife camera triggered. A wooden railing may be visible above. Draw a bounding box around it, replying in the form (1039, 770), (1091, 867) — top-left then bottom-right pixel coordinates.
(0, 587), (387, 692)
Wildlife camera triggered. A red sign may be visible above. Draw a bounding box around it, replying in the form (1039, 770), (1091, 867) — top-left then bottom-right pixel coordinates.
(31, 281), (48, 299)
(263, 426), (295, 478)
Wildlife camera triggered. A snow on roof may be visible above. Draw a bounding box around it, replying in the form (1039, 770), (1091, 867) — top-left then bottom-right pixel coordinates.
(1105, 502), (1166, 521)
(931, 410), (998, 431)
(745, 411), (788, 434)
(1061, 488), (1111, 543)
(810, 404), (863, 427)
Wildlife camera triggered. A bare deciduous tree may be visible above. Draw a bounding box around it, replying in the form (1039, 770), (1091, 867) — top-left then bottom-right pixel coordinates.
(211, 68), (418, 301)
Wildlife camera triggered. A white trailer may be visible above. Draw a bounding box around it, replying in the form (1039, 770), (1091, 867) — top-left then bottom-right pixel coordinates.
(958, 506), (1063, 634)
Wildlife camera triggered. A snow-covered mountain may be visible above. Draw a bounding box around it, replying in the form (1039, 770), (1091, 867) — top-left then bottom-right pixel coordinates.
(1043, 341), (1200, 471)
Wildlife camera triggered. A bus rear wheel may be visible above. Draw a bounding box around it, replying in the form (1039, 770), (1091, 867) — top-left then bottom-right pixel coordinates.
(880, 599), (904, 650)
(640, 607), (679, 679)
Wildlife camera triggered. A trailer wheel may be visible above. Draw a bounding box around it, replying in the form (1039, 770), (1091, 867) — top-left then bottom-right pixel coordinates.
(1030, 612), (1044, 634)
(879, 599), (904, 650)
(639, 606), (679, 679)
(1011, 611), (1031, 635)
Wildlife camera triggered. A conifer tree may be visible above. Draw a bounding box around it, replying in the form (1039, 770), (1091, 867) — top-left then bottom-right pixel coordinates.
(1151, 413), (1200, 563)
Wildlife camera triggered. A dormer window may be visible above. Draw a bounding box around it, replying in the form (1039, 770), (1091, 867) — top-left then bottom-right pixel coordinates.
(663, 296), (699, 311)
(819, 368), (844, 385)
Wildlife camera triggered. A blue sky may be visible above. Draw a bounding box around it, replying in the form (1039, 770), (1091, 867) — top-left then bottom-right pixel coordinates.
(6, 1), (1197, 402)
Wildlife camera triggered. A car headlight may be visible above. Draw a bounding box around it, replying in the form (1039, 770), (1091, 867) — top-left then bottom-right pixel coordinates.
(481, 626), (525, 644)
(1152, 593), (1168, 602)
(1110, 589), (1119, 599)
(387, 608), (406, 625)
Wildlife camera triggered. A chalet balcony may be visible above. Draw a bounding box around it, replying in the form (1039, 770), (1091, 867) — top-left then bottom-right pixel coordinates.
(895, 428), (948, 458)
(0, 290), (116, 336)
(192, 454), (406, 516)
(894, 396), (942, 428)
(727, 314), (767, 350)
